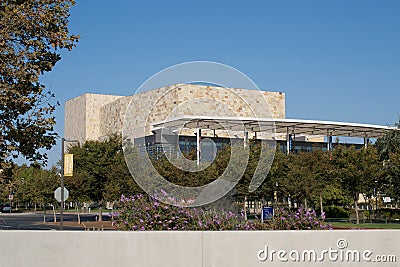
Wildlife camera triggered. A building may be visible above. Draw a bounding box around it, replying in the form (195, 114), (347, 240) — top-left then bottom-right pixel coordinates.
(65, 83), (393, 156)
(65, 83), (286, 141)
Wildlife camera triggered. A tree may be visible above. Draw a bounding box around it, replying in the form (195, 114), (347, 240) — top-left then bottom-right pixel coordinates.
(266, 149), (289, 205)
(382, 150), (400, 204)
(103, 146), (144, 202)
(376, 120), (400, 161)
(67, 136), (143, 221)
(377, 121), (400, 204)
(276, 150), (333, 211)
(12, 164), (58, 210)
(64, 169), (91, 223)
(0, 162), (15, 200)
(306, 150), (337, 215)
(332, 146), (380, 224)
(0, 0), (79, 167)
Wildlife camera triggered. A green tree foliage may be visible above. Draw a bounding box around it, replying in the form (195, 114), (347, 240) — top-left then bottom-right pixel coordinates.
(377, 121), (400, 202)
(376, 121), (400, 160)
(318, 184), (350, 207)
(265, 149), (288, 200)
(331, 145), (381, 224)
(10, 164), (58, 209)
(268, 145), (385, 224)
(0, 0), (79, 167)
(103, 146), (144, 202)
(67, 136), (143, 220)
(382, 151), (400, 203)
(141, 141), (389, 223)
(284, 152), (318, 207)
(152, 141), (276, 201)
(275, 149), (334, 210)
(237, 141), (275, 201)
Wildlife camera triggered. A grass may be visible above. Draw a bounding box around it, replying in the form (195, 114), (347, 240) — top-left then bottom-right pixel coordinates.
(330, 221), (400, 229)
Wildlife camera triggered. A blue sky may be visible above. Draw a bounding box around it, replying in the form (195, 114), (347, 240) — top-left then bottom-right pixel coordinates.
(40, 0), (400, 166)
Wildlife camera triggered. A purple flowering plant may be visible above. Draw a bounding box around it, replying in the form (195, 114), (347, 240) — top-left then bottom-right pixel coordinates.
(266, 205), (332, 230)
(113, 193), (263, 231)
(112, 193), (331, 231)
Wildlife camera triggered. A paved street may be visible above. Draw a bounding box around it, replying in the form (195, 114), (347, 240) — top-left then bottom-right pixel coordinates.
(0, 212), (111, 230)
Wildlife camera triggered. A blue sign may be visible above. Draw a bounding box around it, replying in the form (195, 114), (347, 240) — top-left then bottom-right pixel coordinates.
(261, 206), (274, 222)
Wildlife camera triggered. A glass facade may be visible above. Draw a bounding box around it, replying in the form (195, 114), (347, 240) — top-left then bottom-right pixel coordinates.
(135, 135), (364, 158)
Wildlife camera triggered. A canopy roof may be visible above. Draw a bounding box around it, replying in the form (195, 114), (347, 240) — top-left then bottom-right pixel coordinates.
(152, 116), (395, 138)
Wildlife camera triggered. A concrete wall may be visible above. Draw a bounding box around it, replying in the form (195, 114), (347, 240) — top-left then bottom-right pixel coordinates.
(1, 230), (399, 267)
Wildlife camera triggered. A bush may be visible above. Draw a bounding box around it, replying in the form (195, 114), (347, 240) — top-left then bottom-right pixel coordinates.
(378, 208), (400, 221)
(113, 194), (264, 231)
(363, 210), (370, 220)
(265, 206), (332, 230)
(324, 206), (349, 218)
(113, 194), (331, 231)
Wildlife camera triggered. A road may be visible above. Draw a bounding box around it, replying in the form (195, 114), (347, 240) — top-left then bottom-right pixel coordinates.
(0, 212), (111, 230)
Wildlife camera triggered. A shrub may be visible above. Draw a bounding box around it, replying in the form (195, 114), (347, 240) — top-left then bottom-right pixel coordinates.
(265, 206), (332, 230)
(113, 194), (331, 231)
(113, 194), (264, 231)
(324, 206), (349, 218)
(378, 208), (400, 221)
(363, 210), (370, 220)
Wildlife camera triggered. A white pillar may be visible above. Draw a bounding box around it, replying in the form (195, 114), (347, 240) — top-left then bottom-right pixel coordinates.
(327, 130), (332, 151)
(196, 121), (201, 166)
(286, 127), (290, 155)
(243, 125), (248, 148)
(364, 135), (368, 149)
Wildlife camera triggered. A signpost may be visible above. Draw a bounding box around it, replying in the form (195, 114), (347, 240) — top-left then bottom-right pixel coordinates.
(8, 194), (13, 213)
(60, 137), (78, 230)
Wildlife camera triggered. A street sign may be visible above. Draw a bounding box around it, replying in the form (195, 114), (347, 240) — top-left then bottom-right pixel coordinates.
(54, 187), (69, 202)
(261, 206), (274, 222)
(64, 154), (74, 176)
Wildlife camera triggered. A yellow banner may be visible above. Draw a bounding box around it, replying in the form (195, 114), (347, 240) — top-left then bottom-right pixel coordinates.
(64, 154), (74, 177)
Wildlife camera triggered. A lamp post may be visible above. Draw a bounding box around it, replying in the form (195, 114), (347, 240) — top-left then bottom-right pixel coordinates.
(9, 188), (13, 213)
(374, 180), (378, 212)
(60, 137), (79, 230)
(274, 182), (278, 206)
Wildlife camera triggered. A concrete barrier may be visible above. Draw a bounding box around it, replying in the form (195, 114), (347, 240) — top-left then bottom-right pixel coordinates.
(0, 230), (399, 266)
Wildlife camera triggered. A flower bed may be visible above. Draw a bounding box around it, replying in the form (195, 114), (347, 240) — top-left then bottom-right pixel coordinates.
(112, 194), (331, 231)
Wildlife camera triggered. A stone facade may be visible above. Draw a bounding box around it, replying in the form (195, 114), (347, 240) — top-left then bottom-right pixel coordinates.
(65, 93), (124, 142)
(65, 84), (286, 141)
